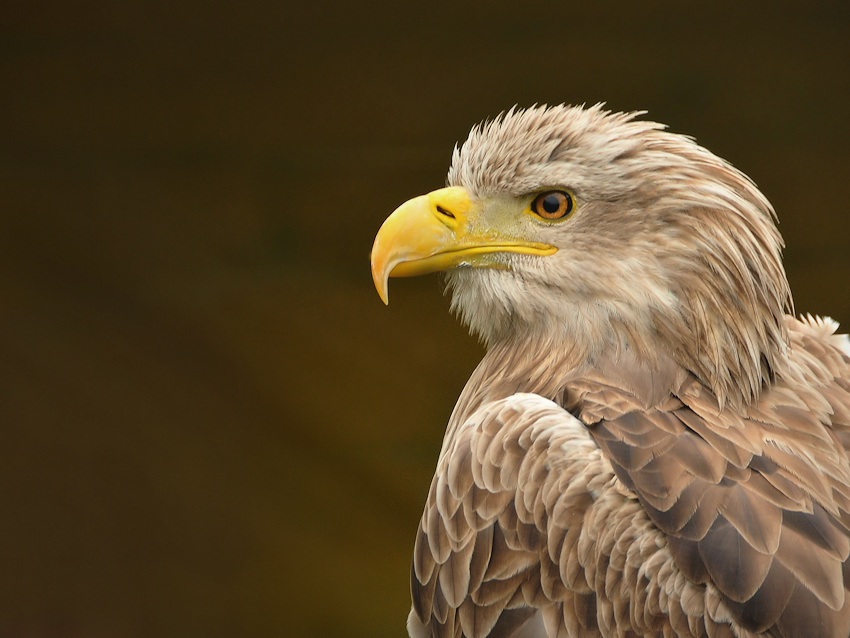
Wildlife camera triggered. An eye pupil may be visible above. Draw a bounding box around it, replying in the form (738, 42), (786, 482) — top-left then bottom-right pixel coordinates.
(542, 194), (561, 213)
(532, 190), (574, 220)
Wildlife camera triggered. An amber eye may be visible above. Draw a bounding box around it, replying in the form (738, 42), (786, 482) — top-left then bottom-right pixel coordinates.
(531, 190), (574, 220)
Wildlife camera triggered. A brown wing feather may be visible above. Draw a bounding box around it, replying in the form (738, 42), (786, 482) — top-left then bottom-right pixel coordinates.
(582, 317), (850, 635)
(410, 394), (744, 637)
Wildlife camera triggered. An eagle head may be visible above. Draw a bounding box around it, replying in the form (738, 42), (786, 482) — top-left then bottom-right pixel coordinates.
(371, 104), (792, 407)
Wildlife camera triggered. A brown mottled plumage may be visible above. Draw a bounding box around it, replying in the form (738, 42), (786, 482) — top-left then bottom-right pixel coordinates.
(370, 105), (850, 637)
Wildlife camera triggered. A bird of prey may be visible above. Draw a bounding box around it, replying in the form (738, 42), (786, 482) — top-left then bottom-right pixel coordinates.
(369, 104), (850, 638)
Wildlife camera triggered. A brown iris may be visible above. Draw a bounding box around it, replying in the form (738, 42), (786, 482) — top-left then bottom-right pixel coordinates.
(531, 190), (574, 220)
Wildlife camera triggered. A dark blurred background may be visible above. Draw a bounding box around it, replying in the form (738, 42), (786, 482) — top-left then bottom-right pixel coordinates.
(0, 1), (848, 636)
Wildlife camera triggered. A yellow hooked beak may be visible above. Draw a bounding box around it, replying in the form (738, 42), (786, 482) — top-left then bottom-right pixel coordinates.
(370, 186), (557, 304)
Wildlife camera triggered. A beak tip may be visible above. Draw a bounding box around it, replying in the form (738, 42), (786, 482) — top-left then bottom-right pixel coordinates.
(371, 259), (390, 305)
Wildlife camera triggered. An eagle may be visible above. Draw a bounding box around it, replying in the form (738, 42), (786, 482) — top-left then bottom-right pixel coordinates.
(369, 104), (850, 638)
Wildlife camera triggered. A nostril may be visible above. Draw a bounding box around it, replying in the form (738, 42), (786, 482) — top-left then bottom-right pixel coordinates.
(436, 205), (455, 219)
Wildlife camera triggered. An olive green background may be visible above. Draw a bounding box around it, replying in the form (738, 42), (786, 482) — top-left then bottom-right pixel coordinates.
(1, 2), (848, 637)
